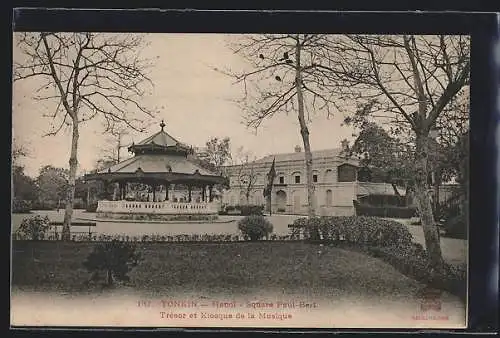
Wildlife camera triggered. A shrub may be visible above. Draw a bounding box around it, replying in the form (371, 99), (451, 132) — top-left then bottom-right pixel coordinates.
(290, 216), (414, 248)
(224, 205), (241, 215)
(238, 215), (274, 241)
(223, 205), (265, 215)
(31, 200), (58, 210)
(354, 201), (417, 218)
(12, 199), (32, 213)
(277, 208), (286, 213)
(83, 240), (142, 287)
(357, 194), (407, 207)
(240, 205), (264, 216)
(86, 202), (98, 212)
(15, 215), (51, 240)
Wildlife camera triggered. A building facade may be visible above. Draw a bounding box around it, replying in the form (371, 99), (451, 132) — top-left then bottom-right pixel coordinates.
(221, 146), (402, 216)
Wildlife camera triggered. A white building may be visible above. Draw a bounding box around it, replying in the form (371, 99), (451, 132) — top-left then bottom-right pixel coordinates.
(222, 146), (402, 216)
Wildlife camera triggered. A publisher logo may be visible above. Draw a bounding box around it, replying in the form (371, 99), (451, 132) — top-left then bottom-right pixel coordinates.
(416, 287), (443, 312)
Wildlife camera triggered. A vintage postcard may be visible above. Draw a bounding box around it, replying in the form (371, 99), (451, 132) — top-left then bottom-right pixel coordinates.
(11, 31), (469, 328)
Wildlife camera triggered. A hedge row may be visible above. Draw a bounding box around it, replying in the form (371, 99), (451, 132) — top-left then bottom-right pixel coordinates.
(15, 200), (89, 211)
(289, 216), (414, 248)
(12, 232), (303, 242)
(219, 205), (264, 216)
(354, 203), (417, 219)
(12, 199), (32, 214)
(357, 194), (408, 207)
(368, 244), (467, 301)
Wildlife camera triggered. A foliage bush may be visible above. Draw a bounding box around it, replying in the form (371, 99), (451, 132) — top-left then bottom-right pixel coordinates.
(289, 216), (414, 248)
(12, 199), (32, 214)
(83, 240), (142, 286)
(73, 199), (86, 209)
(14, 215), (51, 240)
(221, 205), (264, 216)
(354, 201), (417, 218)
(238, 215), (274, 241)
(240, 205), (264, 216)
(358, 194), (407, 207)
(32, 200), (58, 210)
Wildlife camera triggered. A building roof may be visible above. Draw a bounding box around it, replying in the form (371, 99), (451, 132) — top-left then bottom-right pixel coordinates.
(252, 148), (359, 166)
(128, 120), (192, 155)
(135, 128), (180, 147)
(96, 154), (216, 176)
(84, 120), (226, 185)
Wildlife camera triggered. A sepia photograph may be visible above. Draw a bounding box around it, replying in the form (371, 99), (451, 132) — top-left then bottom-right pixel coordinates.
(11, 31), (469, 328)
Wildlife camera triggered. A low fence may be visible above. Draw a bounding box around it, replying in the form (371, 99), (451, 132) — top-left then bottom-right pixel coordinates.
(12, 232), (305, 243)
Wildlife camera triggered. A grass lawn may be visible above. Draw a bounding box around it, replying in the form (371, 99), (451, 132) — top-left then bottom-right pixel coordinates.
(12, 212), (467, 267)
(11, 211), (297, 237)
(13, 240), (427, 300)
(11, 241), (467, 328)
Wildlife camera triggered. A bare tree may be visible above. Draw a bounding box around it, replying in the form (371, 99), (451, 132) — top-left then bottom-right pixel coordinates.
(222, 34), (339, 218)
(321, 35), (470, 270)
(13, 32), (156, 241)
(99, 127), (133, 165)
(205, 136), (232, 174)
(230, 147), (259, 205)
(239, 157), (259, 206)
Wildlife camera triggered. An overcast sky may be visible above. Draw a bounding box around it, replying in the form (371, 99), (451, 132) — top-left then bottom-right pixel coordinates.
(12, 33), (355, 177)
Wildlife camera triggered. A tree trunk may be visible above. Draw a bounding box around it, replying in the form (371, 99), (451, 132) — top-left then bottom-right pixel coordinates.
(106, 269), (113, 286)
(295, 36), (315, 219)
(245, 186), (250, 205)
(434, 175), (441, 219)
(61, 120), (79, 241)
(414, 133), (444, 271)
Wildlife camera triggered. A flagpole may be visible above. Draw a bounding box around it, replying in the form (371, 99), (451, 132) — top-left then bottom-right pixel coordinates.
(266, 157), (276, 217)
(269, 190), (272, 216)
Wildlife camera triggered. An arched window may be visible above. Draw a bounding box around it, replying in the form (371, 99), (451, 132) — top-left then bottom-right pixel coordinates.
(312, 170), (319, 183)
(276, 172), (286, 185)
(291, 171), (301, 184)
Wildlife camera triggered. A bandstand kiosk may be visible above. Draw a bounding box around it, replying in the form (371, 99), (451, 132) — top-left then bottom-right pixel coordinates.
(84, 121), (227, 221)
